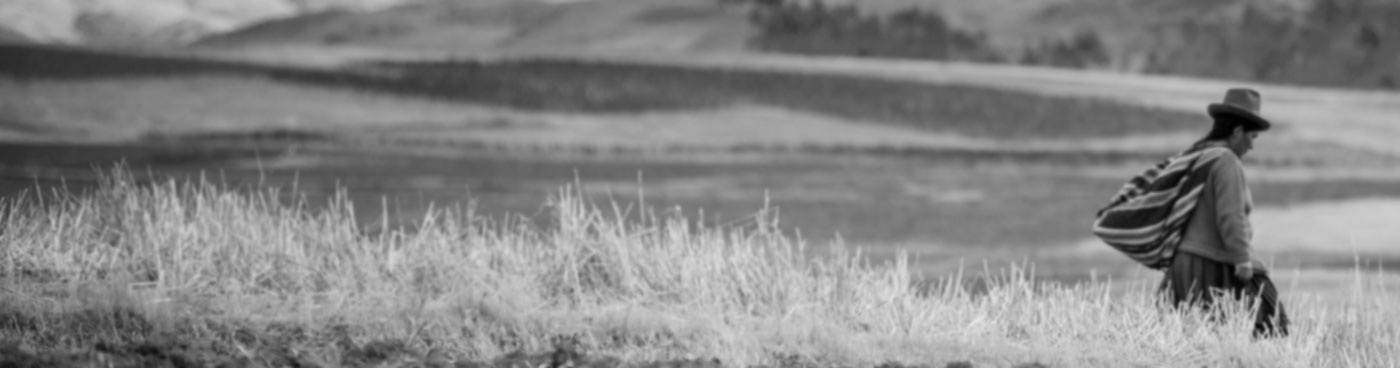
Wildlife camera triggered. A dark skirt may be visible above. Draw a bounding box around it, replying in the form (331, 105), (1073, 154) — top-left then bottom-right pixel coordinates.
(1159, 251), (1289, 338)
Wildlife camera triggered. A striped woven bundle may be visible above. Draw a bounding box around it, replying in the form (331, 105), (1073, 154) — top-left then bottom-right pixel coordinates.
(1092, 146), (1228, 270)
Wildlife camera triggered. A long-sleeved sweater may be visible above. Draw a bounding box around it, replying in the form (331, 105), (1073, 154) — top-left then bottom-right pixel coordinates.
(1177, 149), (1254, 265)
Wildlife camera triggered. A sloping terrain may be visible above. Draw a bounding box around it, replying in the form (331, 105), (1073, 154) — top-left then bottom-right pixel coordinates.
(547, 49), (1400, 159)
(5, 43), (1400, 252)
(8, 0), (1392, 89)
(191, 1), (547, 50)
(194, 0), (754, 55)
(1040, 0), (1399, 88)
(815, 0), (1075, 46)
(0, 0), (1290, 51)
(0, 0), (410, 46)
(0, 44), (1198, 143)
(0, 25), (26, 43)
(4, 4), (1400, 366)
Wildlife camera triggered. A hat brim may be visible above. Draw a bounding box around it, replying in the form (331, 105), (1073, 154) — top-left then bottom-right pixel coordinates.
(1208, 103), (1271, 131)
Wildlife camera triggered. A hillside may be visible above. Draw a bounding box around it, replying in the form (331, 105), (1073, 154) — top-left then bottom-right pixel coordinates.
(1031, 0), (1399, 89)
(4, 3), (1400, 366)
(737, 0), (1399, 89)
(7, 43), (1400, 251)
(0, 25), (26, 43)
(195, 0), (754, 54)
(0, 0), (411, 46)
(4, 0), (1394, 89)
(184, 0), (1400, 90)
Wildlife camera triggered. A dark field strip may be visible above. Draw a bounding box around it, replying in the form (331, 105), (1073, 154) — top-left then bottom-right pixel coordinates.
(146, 128), (1352, 169)
(351, 58), (1200, 139)
(0, 136), (1288, 177)
(0, 141), (282, 169)
(0, 44), (1197, 139)
(0, 45), (261, 79)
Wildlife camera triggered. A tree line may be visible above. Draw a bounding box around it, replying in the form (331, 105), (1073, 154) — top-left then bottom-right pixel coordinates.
(729, 0), (1109, 68)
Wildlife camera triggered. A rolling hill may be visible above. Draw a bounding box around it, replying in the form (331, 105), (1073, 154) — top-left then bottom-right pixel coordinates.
(7, 0), (1391, 90)
(193, 0), (755, 55)
(0, 0), (411, 46)
(0, 25), (27, 43)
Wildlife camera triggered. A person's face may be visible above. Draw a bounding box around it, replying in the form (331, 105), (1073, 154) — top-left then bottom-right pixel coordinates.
(1228, 126), (1260, 158)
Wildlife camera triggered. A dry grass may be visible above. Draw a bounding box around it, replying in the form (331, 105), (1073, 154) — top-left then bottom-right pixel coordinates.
(1, 168), (1398, 367)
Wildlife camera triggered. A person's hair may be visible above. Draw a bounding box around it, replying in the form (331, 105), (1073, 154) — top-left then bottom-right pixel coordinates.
(1193, 115), (1260, 148)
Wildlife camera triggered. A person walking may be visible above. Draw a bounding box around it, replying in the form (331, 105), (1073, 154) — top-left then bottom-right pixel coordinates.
(1159, 88), (1289, 338)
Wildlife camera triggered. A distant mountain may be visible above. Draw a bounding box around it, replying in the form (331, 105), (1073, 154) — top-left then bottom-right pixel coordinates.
(193, 9), (370, 47)
(194, 0), (754, 54)
(0, 0), (752, 53)
(191, 1), (553, 50)
(0, 0), (412, 47)
(0, 25), (27, 43)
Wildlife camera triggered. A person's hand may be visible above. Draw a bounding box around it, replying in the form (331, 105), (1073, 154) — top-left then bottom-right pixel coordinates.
(1234, 261), (1255, 281)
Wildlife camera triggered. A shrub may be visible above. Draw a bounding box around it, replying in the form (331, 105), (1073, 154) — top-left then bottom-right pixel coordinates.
(744, 0), (1001, 63)
(1019, 30), (1110, 69)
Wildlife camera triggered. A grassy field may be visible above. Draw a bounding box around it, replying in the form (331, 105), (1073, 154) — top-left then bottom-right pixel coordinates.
(4, 42), (1400, 366)
(4, 2), (1400, 366)
(2, 171), (1398, 367)
(5, 43), (1400, 271)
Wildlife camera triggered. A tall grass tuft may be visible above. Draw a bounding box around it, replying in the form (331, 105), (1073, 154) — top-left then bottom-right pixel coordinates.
(0, 169), (1396, 367)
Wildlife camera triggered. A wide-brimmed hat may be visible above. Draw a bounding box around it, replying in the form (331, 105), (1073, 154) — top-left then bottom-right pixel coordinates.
(1207, 88), (1271, 131)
